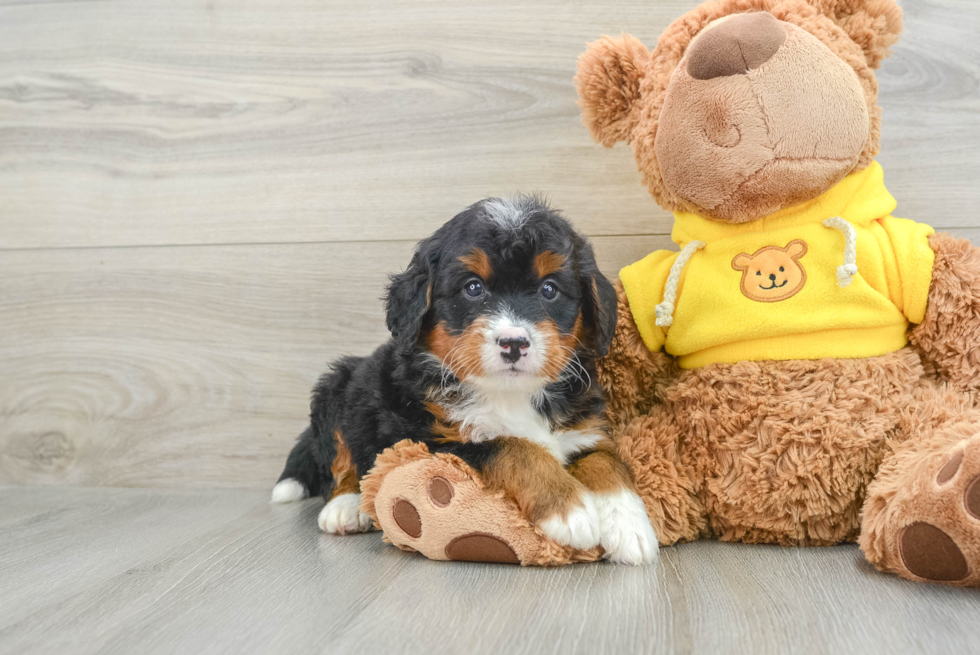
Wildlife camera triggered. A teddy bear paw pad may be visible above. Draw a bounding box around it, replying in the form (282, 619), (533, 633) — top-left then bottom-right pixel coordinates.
(894, 438), (980, 585)
(372, 454), (556, 564)
(899, 523), (969, 582)
(445, 532), (520, 564)
(965, 475), (980, 520)
(392, 499), (422, 538)
(428, 476), (454, 507)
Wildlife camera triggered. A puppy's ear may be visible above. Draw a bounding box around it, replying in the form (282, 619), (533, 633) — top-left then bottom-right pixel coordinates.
(575, 33), (650, 147)
(385, 240), (436, 348)
(575, 237), (618, 357)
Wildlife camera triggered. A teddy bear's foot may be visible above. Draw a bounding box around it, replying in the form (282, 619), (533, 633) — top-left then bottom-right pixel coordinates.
(359, 440), (603, 566)
(861, 433), (980, 586)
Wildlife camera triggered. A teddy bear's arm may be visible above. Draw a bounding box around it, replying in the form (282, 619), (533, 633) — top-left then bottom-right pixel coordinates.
(596, 281), (678, 430)
(909, 233), (980, 393)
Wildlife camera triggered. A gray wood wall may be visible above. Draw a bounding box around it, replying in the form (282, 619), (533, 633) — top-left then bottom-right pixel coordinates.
(2, 0), (978, 489)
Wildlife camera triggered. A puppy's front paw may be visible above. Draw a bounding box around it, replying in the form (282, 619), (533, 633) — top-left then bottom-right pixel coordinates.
(538, 492), (601, 550)
(595, 489), (659, 566)
(318, 493), (374, 535)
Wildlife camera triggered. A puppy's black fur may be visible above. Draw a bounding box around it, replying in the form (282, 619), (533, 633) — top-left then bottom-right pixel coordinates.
(275, 195), (622, 529)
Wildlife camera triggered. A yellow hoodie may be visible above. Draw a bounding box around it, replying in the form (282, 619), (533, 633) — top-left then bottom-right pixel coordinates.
(620, 162), (935, 369)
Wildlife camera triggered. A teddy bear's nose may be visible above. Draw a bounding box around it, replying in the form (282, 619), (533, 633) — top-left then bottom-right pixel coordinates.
(686, 11), (787, 80)
(769, 273), (777, 281)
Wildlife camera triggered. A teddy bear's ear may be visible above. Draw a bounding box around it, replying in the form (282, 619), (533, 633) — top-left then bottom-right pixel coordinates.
(810, 0), (904, 68)
(575, 33), (650, 147)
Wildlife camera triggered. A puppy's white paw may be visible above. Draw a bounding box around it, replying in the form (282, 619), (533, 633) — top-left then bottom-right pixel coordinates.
(595, 489), (659, 565)
(538, 492), (601, 550)
(317, 493), (374, 535)
(271, 478), (308, 504)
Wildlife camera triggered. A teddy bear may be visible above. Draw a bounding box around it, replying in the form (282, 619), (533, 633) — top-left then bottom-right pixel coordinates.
(359, 0), (980, 586)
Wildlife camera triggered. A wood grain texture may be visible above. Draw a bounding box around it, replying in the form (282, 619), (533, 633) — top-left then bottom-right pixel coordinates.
(0, 0), (978, 250)
(0, 235), (670, 488)
(1, 485), (978, 655)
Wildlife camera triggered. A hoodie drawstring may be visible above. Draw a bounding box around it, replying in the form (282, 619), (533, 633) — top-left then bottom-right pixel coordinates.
(655, 240), (705, 327)
(822, 216), (859, 287)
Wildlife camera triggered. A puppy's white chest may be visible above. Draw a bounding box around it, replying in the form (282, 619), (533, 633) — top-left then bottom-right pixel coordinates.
(447, 390), (599, 464)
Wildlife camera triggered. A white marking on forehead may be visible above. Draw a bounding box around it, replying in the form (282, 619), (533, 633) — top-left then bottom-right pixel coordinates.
(480, 196), (537, 228)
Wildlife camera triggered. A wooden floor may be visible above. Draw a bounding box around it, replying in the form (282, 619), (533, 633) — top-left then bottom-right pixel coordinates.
(1, 485), (978, 655)
(2, 0), (980, 652)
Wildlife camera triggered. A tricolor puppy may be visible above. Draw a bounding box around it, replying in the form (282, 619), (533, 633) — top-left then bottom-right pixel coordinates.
(272, 195), (658, 565)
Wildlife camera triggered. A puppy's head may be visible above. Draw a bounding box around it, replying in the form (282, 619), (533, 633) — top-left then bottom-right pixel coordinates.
(385, 195), (617, 390)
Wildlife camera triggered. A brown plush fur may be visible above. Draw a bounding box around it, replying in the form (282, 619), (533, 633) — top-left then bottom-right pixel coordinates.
(576, 33), (651, 147)
(910, 233), (980, 397)
(594, 283), (679, 429)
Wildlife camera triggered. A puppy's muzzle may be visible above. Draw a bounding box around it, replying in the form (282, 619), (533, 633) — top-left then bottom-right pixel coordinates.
(497, 327), (530, 364)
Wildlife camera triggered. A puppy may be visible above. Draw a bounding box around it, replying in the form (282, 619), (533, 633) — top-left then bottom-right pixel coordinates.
(272, 195), (658, 565)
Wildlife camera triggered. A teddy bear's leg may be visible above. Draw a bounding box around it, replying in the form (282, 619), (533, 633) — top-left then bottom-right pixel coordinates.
(860, 383), (980, 586)
(359, 440), (603, 566)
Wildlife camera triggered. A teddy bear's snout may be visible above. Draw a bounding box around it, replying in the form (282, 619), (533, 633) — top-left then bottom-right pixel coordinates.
(687, 11), (786, 80)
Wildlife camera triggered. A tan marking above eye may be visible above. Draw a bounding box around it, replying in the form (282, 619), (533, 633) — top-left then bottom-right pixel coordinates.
(458, 247), (492, 280)
(534, 250), (567, 278)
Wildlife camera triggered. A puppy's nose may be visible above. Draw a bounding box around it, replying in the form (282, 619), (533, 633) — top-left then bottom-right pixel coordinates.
(497, 327), (530, 364)
(769, 273), (777, 281)
(686, 11), (786, 80)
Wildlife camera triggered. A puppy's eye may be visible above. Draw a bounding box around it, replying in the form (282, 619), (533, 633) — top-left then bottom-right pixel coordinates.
(463, 280), (484, 298)
(756, 271), (761, 276)
(541, 281), (559, 301)
(779, 266), (785, 272)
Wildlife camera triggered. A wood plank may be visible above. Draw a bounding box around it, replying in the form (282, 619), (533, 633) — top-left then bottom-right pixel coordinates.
(0, 235), (671, 488)
(0, 0), (978, 249)
(2, 485), (979, 655)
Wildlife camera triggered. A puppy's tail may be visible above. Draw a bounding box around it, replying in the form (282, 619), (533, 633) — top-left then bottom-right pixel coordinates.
(271, 426), (330, 503)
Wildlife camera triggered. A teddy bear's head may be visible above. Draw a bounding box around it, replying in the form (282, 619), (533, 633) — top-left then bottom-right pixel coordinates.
(575, 0), (903, 223)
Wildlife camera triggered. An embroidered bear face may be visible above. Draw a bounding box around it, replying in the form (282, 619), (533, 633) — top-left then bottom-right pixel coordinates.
(732, 240), (808, 302)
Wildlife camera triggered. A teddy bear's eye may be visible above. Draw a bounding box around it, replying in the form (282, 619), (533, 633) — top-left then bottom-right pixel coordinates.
(779, 266), (785, 272)
(756, 271), (761, 276)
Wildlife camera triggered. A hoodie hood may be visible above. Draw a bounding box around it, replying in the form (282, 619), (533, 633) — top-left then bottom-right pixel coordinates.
(670, 161), (897, 248)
